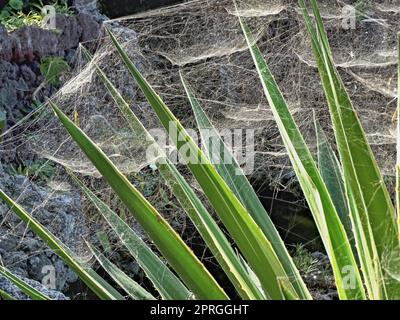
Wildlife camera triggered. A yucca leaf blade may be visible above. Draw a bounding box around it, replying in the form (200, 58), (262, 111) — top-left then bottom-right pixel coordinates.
(158, 159), (266, 300)
(278, 278), (299, 301)
(50, 102), (228, 300)
(181, 73), (311, 300)
(314, 117), (351, 239)
(0, 189), (124, 300)
(71, 174), (192, 300)
(0, 288), (16, 300)
(108, 28), (298, 300)
(0, 266), (50, 300)
(300, 0), (400, 299)
(238, 11), (365, 299)
(86, 53), (266, 300)
(87, 244), (156, 300)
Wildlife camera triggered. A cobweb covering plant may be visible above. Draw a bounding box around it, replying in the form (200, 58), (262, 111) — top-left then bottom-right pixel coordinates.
(1, 0), (400, 300)
(7, 0), (397, 183)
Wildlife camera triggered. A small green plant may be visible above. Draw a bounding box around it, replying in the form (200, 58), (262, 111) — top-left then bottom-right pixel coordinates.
(292, 244), (318, 275)
(6, 11), (43, 29)
(39, 56), (70, 85)
(0, 0), (24, 20)
(51, 0), (74, 15)
(7, 159), (55, 182)
(0, 3), (43, 32)
(0, 0), (74, 31)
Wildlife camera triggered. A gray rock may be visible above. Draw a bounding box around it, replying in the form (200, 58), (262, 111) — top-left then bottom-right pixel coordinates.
(0, 273), (69, 300)
(0, 60), (18, 80)
(0, 82), (18, 109)
(0, 59), (42, 136)
(0, 13), (101, 62)
(20, 65), (37, 84)
(55, 14), (82, 52)
(0, 167), (87, 293)
(74, 0), (108, 24)
(10, 26), (58, 62)
(312, 251), (330, 265)
(0, 26), (12, 61)
(77, 13), (101, 43)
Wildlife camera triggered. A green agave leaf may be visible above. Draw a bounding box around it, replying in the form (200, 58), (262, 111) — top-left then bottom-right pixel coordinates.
(96, 230), (112, 254)
(71, 173), (191, 300)
(314, 117), (352, 240)
(300, 0), (400, 299)
(50, 102), (228, 300)
(278, 278), (299, 301)
(314, 116), (359, 263)
(0, 288), (16, 300)
(180, 72), (311, 300)
(0, 266), (50, 300)
(108, 28), (298, 300)
(237, 252), (263, 294)
(0, 189), (124, 300)
(238, 9), (365, 299)
(87, 243), (156, 300)
(84, 50), (266, 300)
(158, 160), (266, 300)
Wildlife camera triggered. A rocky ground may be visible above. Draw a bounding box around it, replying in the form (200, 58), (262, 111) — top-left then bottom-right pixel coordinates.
(0, 0), (106, 300)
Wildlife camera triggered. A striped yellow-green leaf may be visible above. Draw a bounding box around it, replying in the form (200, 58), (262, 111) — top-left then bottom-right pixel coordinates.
(314, 117), (352, 241)
(0, 189), (124, 300)
(85, 50), (266, 300)
(87, 243), (156, 300)
(50, 102), (228, 300)
(181, 73), (311, 300)
(108, 28), (298, 300)
(278, 278), (299, 300)
(0, 288), (16, 300)
(158, 159), (266, 299)
(0, 266), (50, 300)
(300, 0), (400, 299)
(314, 116), (358, 262)
(238, 10), (365, 299)
(72, 174), (192, 300)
